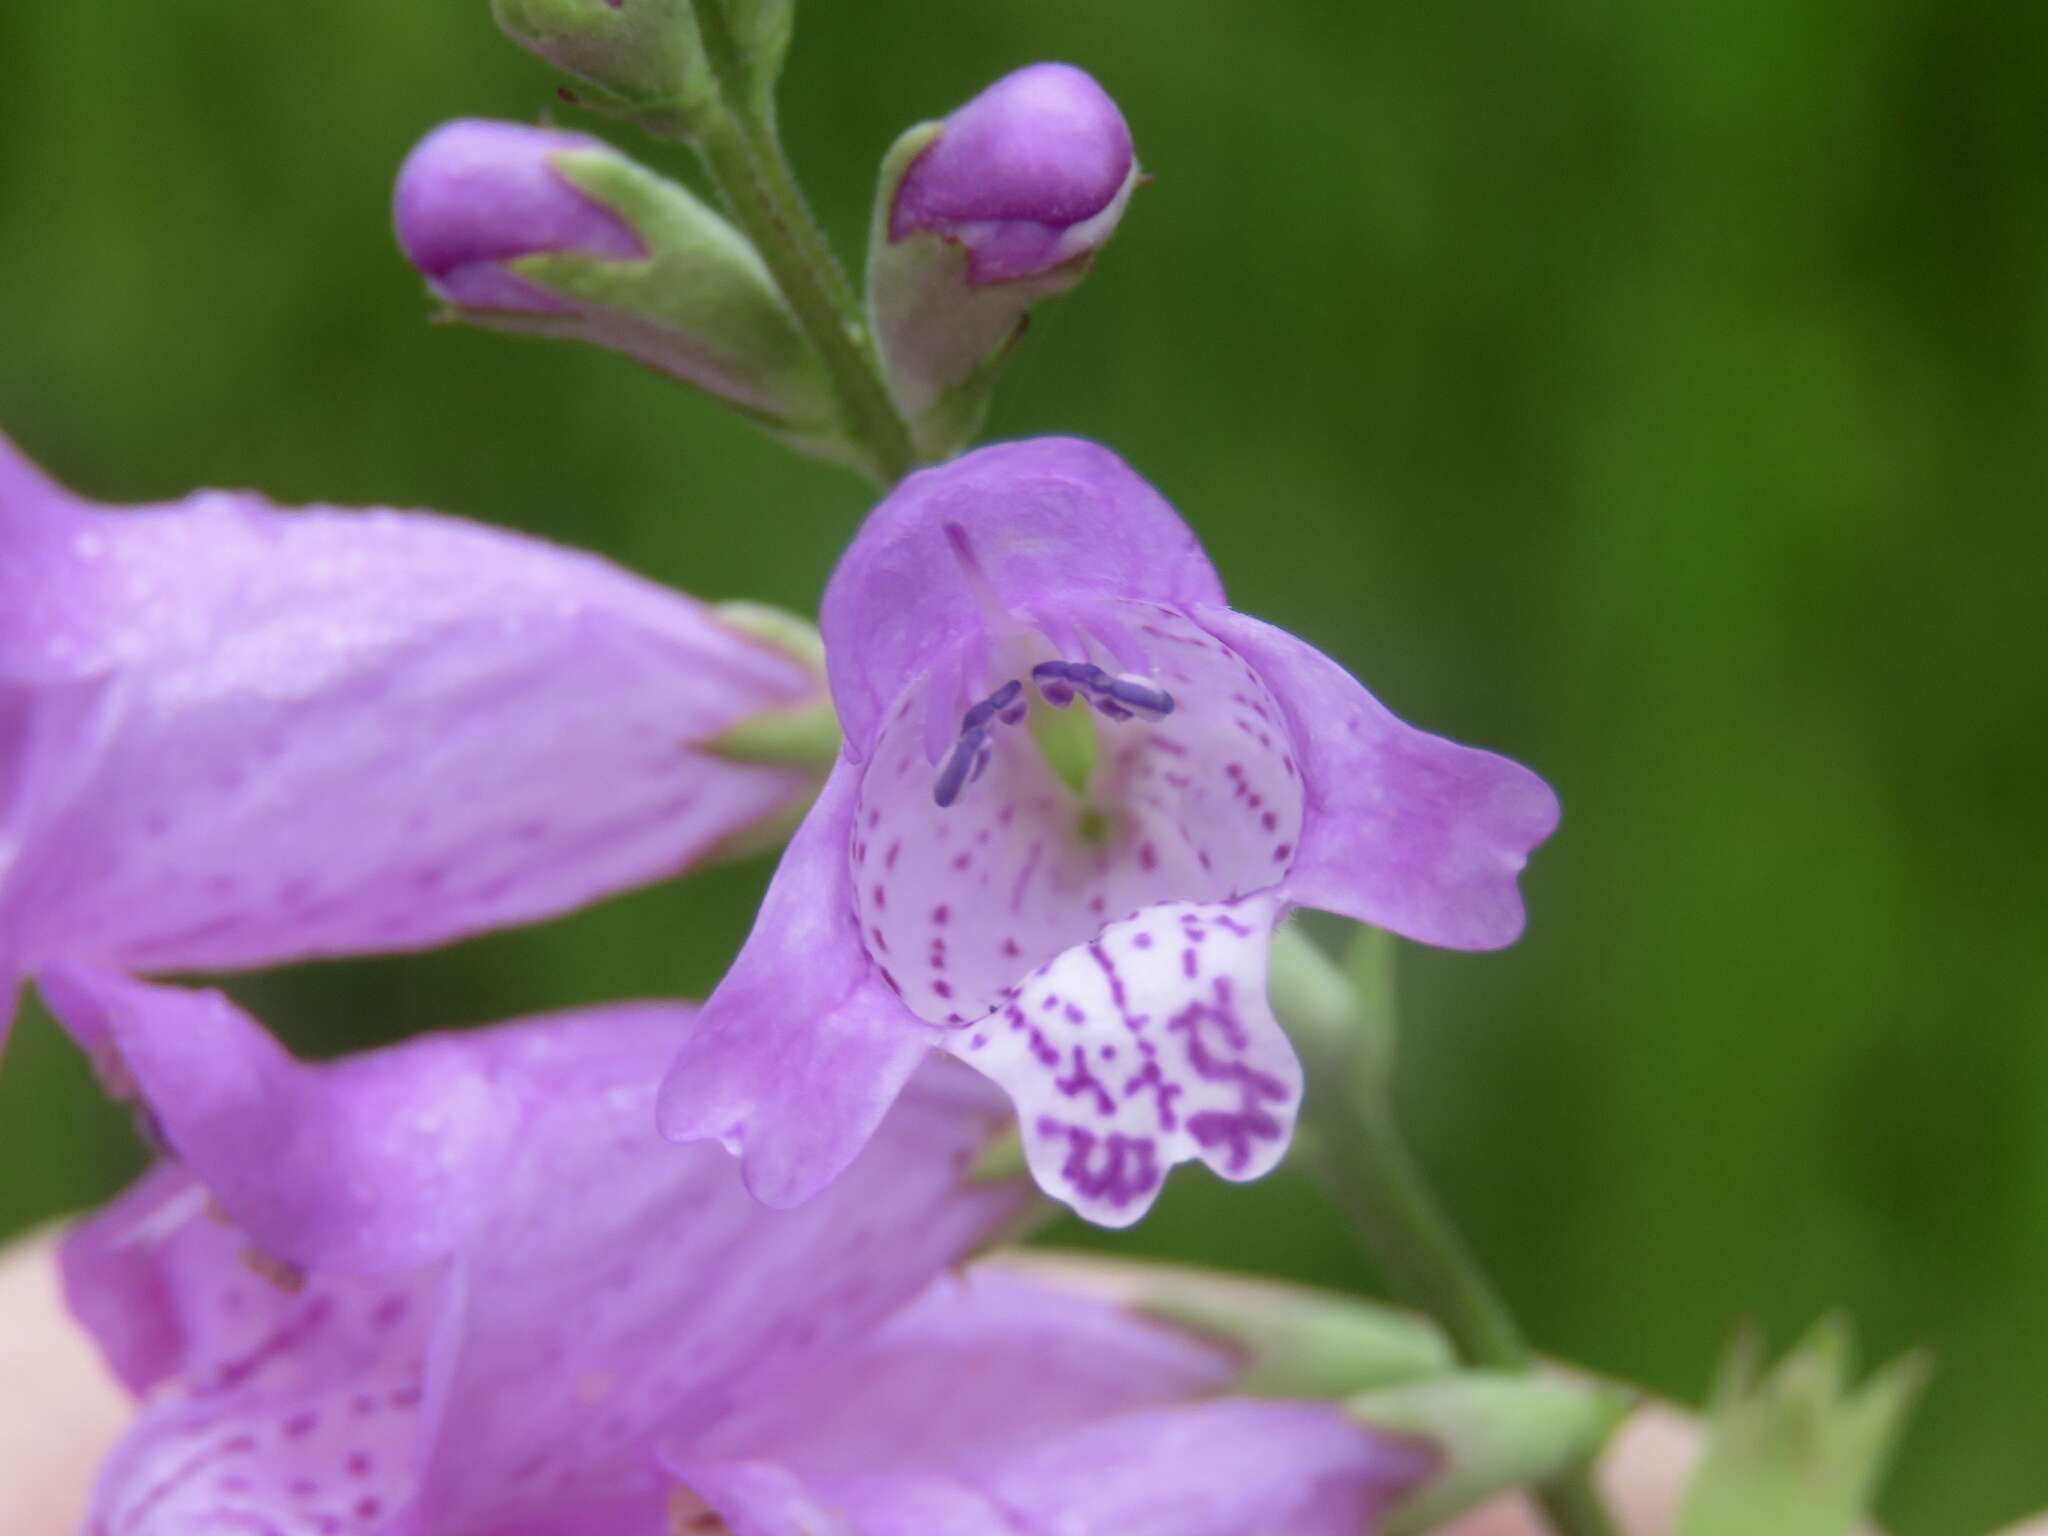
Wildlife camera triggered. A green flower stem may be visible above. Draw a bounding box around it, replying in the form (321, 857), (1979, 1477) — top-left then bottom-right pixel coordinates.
(681, 0), (916, 485)
(1271, 927), (1624, 1536)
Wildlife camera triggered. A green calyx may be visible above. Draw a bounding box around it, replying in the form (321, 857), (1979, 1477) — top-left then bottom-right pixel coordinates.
(701, 603), (841, 775)
(1672, 1320), (1930, 1536)
(1365, 1374), (1635, 1534)
(865, 122), (1099, 463)
(492, 149), (866, 472)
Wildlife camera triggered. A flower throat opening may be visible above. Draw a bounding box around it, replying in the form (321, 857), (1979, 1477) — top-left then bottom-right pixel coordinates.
(852, 601), (1305, 1030)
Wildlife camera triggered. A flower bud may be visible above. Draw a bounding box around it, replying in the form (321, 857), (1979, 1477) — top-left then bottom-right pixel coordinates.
(394, 119), (857, 470)
(488, 0), (792, 127)
(892, 63), (1135, 285)
(867, 63), (1138, 459)
(394, 120), (644, 315)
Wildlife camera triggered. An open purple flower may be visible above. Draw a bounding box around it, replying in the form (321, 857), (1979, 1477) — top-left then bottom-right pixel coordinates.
(661, 437), (1560, 1226)
(45, 972), (1435, 1533)
(0, 433), (821, 1051)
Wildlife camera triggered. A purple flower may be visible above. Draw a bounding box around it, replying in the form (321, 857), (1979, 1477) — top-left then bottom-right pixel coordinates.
(660, 437), (1560, 1226)
(0, 433), (820, 1050)
(890, 63), (1137, 286)
(394, 118), (645, 314)
(45, 970), (1434, 1533)
(389, 121), (853, 469)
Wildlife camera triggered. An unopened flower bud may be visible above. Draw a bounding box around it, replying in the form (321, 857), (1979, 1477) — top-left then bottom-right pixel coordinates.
(891, 63), (1135, 285)
(394, 119), (856, 470)
(867, 63), (1138, 459)
(394, 120), (643, 315)
(489, 0), (792, 129)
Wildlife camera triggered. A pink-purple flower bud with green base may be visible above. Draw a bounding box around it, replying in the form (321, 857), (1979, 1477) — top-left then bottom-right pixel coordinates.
(868, 64), (1139, 460)
(891, 63), (1137, 285)
(394, 118), (644, 314)
(391, 119), (855, 470)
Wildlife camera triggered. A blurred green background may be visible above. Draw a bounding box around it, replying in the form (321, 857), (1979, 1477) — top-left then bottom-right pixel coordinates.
(3, 1), (2045, 1529)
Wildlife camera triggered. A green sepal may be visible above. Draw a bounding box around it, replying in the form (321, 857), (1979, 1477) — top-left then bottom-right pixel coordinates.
(710, 600), (826, 674)
(475, 148), (862, 472)
(989, 1252), (1454, 1398)
(1363, 1373), (1635, 1534)
(700, 604), (840, 775)
(1673, 1319), (1930, 1536)
(702, 701), (839, 773)
(864, 123), (1098, 463)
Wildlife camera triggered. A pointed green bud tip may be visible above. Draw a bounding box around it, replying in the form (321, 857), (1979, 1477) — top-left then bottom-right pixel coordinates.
(1674, 1320), (1931, 1536)
(1357, 1373), (1633, 1534)
(866, 63), (1139, 461)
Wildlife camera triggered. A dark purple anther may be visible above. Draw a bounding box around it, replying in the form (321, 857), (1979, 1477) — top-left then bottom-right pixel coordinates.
(962, 678), (1024, 732)
(1105, 676), (1174, 721)
(1031, 660), (1173, 722)
(1031, 661), (1079, 708)
(934, 725), (988, 808)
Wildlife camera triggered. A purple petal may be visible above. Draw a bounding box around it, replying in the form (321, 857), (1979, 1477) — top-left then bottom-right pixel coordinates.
(658, 757), (936, 1207)
(677, 1267), (1431, 1535)
(59, 996), (1031, 1535)
(891, 63), (1136, 286)
(394, 118), (645, 315)
(0, 434), (815, 1016)
(940, 1399), (1429, 1535)
(42, 968), (529, 1273)
(938, 894), (1300, 1227)
(62, 1167), (437, 1534)
(684, 1267), (1237, 1475)
(1199, 608), (1560, 949)
(822, 439), (1225, 753)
